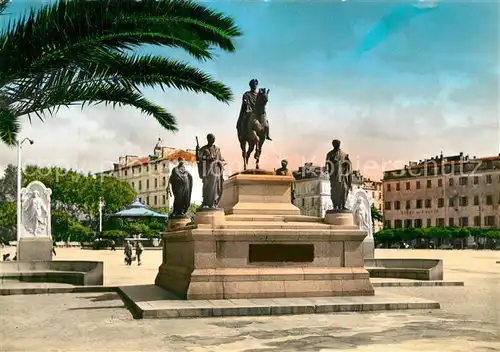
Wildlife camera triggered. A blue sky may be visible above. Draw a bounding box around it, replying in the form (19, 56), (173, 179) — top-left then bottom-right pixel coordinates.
(0, 0), (498, 177)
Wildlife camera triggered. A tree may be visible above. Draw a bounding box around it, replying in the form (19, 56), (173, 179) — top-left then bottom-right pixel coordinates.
(371, 204), (383, 223)
(0, 201), (15, 243)
(0, 0), (241, 145)
(22, 165), (136, 227)
(0, 164), (16, 202)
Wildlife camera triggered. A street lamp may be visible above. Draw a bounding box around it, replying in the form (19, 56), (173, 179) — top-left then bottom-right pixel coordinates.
(99, 197), (106, 234)
(16, 138), (34, 254)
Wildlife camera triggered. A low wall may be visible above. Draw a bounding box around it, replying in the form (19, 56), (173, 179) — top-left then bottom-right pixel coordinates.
(0, 261), (103, 286)
(364, 258), (443, 281)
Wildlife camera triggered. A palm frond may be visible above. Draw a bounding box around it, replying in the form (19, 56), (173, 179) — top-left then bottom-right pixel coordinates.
(0, 0), (9, 15)
(0, 108), (19, 146)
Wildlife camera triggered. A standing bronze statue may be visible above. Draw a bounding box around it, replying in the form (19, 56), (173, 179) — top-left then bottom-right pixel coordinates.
(196, 134), (225, 209)
(167, 157), (193, 218)
(325, 139), (352, 211)
(237, 79), (272, 170)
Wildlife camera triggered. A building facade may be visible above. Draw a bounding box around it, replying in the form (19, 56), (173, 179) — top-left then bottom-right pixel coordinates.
(97, 140), (202, 209)
(292, 163), (379, 219)
(382, 153), (500, 230)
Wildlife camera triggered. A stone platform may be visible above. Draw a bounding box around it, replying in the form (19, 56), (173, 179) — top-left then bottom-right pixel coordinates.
(156, 172), (374, 300)
(118, 284), (440, 319)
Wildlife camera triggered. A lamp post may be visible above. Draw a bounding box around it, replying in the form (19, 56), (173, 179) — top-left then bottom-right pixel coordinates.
(16, 138), (34, 256)
(99, 197), (106, 234)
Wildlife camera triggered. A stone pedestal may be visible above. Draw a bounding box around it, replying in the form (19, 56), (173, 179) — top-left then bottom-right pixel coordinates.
(18, 237), (53, 261)
(167, 217), (191, 232)
(155, 171), (374, 300)
(362, 237), (375, 259)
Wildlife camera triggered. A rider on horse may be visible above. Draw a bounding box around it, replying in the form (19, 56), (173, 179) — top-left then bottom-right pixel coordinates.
(237, 79), (272, 141)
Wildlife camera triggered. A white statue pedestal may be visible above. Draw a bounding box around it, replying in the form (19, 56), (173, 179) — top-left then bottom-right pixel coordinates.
(18, 237), (53, 261)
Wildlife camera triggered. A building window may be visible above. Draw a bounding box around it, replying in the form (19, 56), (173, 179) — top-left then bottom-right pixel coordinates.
(131, 182), (135, 189)
(449, 178), (454, 186)
(473, 195), (479, 205)
(414, 219), (422, 228)
(146, 196), (149, 205)
(406, 182), (410, 190)
(459, 176), (468, 186)
(162, 195), (166, 204)
(139, 197), (142, 202)
(138, 181), (142, 190)
(384, 220), (391, 228)
(162, 176), (166, 187)
(387, 184), (392, 192)
(473, 176), (479, 185)
(459, 196), (468, 207)
(124, 170), (128, 177)
(154, 178), (158, 188)
(416, 181), (421, 189)
(485, 216), (496, 226)
(301, 199), (305, 207)
(449, 218), (454, 227)
(473, 216), (481, 227)
(449, 198), (455, 207)
(395, 201), (401, 210)
(146, 180), (150, 189)
(416, 199), (422, 209)
(437, 198), (444, 208)
(312, 198), (316, 206)
(404, 219), (412, 228)
(438, 179), (443, 187)
(437, 218), (445, 227)
(396, 183), (400, 191)
(384, 201), (391, 210)
(395, 219), (403, 228)
(426, 218), (432, 227)
(145, 166), (149, 172)
(486, 174), (493, 184)
(459, 217), (469, 227)
(486, 195), (493, 205)
(427, 180), (432, 188)
(154, 164), (158, 171)
(425, 199), (432, 208)
(406, 200), (411, 209)
(154, 195), (158, 205)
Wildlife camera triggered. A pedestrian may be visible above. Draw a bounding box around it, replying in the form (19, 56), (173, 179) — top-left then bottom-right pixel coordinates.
(124, 241), (133, 266)
(135, 241), (143, 266)
(110, 239), (116, 251)
(52, 240), (57, 256)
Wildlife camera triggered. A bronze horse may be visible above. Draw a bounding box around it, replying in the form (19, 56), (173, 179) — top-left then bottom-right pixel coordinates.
(237, 88), (269, 170)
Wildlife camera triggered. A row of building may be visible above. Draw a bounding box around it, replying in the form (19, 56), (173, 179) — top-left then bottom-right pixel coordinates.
(98, 140), (500, 230)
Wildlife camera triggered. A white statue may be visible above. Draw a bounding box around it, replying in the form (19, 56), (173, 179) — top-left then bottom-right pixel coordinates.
(20, 181), (52, 238)
(346, 188), (373, 239)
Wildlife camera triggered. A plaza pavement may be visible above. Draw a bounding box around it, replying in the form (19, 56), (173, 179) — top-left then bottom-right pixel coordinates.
(0, 248), (499, 351)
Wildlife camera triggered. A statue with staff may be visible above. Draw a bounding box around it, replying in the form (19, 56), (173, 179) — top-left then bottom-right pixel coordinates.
(195, 134), (225, 209)
(236, 78), (272, 170)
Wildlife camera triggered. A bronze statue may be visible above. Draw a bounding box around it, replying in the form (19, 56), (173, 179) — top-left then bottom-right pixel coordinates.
(325, 139), (352, 211)
(195, 134), (225, 208)
(275, 159), (291, 176)
(167, 157), (193, 218)
(237, 79), (272, 170)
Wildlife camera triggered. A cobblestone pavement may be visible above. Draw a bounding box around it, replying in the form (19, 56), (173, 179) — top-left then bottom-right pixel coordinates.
(0, 249), (499, 352)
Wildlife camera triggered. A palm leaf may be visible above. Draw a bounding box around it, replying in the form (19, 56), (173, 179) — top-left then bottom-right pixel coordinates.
(0, 0), (242, 145)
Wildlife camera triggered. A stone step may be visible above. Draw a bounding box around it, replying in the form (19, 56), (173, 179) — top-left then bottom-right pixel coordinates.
(211, 221), (358, 230)
(225, 214), (325, 223)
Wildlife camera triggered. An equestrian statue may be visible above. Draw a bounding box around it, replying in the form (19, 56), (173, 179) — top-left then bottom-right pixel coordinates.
(236, 79), (272, 170)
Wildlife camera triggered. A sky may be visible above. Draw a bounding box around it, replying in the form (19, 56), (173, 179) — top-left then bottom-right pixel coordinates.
(0, 0), (499, 179)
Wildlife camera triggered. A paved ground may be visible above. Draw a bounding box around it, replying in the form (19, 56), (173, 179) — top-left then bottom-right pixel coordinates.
(0, 249), (499, 351)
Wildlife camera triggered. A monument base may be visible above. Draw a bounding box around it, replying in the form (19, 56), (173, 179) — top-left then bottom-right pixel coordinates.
(18, 237), (53, 261)
(363, 237), (375, 259)
(167, 217), (191, 231)
(155, 172), (374, 300)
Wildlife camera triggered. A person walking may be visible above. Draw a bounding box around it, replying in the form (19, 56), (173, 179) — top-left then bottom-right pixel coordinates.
(124, 241), (133, 266)
(110, 239), (116, 251)
(135, 241), (143, 266)
(52, 240), (57, 256)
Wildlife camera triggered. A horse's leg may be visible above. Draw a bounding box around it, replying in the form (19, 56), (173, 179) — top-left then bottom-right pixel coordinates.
(256, 134), (265, 170)
(239, 135), (247, 170)
(246, 140), (255, 168)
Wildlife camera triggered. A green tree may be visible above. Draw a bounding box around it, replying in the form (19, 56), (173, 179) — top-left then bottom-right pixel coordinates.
(0, 0), (241, 145)
(68, 223), (94, 242)
(371, 204), (383, 223)
(0, 201), (16, 243)
(51, 209), (78, 242)
(0, 164), (16, 202)
(22, 165), (135, 227)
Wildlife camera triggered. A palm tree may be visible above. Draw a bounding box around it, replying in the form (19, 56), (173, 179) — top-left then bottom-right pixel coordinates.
(0, 0), (241, 145)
